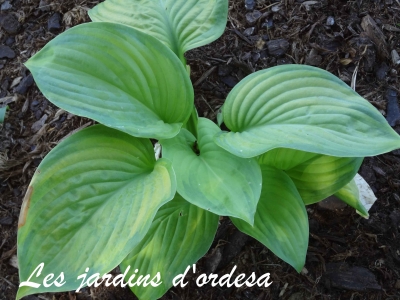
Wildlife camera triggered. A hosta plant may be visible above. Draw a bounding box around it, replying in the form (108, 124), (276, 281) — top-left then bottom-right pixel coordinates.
(17, 0), (400, 299)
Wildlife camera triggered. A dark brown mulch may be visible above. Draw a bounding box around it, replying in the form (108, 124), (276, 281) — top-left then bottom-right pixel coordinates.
(1, 0), (400, 299)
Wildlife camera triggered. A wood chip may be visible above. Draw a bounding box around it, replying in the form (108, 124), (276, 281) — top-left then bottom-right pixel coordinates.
(10, 77), (22, 88)
(361, 15), (389, 59)
(323, 262), (381, 291)
(194, 66), (217, 87)
(382, 24), (400, 32)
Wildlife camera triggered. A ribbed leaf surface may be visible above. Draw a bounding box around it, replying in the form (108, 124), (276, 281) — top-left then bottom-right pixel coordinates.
(89, 0), (228, 62)
(216, 65), (400, 158)
(121, 194), (218, 300)
(17, 125), (176, 299)
(259, 148), (363, 204)
(26, 22), (193, 140)
(231, 166), (309, 272)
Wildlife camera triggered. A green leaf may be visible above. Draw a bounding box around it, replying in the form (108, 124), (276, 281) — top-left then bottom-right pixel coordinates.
(231, 165), (309, 272)
(259, 148), (363, 204)
(17, 125), (176, 299)
(334, 177), (369, 218)
(120, 193), (218, 300)
(89, 0), (228, 63)
(183, 106), (199, 138)
(215, 65), (400, 158)
(25, 22), (193, 140)
(161, 118), (262, 225)
(0, 106), (6, 123)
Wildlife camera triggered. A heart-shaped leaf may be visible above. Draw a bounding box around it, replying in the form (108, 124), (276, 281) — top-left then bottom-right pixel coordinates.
(161, 118), (262, 225)
(215, 65), (400, 158)
(334, 177), (369, 218)
(231, 165), (309, 272)
(120, 193), (218, 300)
(25, 22), (193, 140)
(259, 148), (363, 204)
(89, 0), (228, 63)
(17, 125), (176, 299)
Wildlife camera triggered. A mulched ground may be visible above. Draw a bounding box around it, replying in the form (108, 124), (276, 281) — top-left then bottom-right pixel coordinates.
(1, 0), (400, 299)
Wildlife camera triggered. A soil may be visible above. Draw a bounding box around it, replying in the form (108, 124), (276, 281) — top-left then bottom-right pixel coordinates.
(1, 0), (400, 299)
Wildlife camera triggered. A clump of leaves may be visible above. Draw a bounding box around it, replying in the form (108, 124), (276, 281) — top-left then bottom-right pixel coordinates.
(17, 0), (400, 299)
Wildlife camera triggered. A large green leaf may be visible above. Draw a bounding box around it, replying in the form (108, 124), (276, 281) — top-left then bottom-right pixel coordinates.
(161, 118), (262, 225)
(17, 125), (176, 299)
(231, 165), (309, 272)
(259, 148), (363, 204)
(334, 177), (369, 218)
(120, 193), (218, 300)
(25, 22), (193, 140)
(89, 0), (228, 63)
(215, 65), (400, 158)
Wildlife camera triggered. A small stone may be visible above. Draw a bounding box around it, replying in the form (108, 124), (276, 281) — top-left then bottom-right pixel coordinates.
(0, 14), (20, 34)
(48, 12), (62, 33)
(243, 27), (255, 36)
(386, 89), (400, 127)
(0, 45), (15, 59)
(326, 16), (335, 26)
(262, 19), (274, 29)
(14, 74), (34, 95)
(217, 65), (231, 77)
(39, 0), (51, 12)
(246, 10), (262, 25)
(1, 1), (12, 11)
(251, 51), (260, 63)
(244, 0), (255, 11)
(266, 38), (289, 56)
(392, 50), (400, 65)
(376, 62), (389, 80)
(220, 76), (238, 88)
(271, 4), (281, 12)
(30, 99), (40, 111)
(305, 48), (322, 66)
